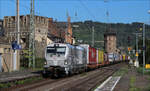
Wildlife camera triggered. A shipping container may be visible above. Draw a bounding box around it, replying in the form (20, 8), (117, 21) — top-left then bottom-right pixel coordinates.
(120, 55), (123, 61)
(104, 53), (108, 62)
(80, 44), (97, 69)
(80, 44), (90, 64)
(89, 47), (97, 64)
(114, 54), (120, 61)
(108, 53), (114, 62)
(97, 49), (104, 64)
(125, 55), (128, 60)
(123, 54), (126, 61)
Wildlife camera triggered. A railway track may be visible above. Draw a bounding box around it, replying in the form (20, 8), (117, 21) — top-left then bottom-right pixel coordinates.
(51, 63), (123, 91)
(0, 63), (125, 91)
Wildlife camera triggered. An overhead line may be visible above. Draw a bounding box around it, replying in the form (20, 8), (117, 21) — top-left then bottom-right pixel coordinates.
(79, 0), (97, 21)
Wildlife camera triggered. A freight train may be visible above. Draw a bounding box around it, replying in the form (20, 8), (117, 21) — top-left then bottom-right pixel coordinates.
(43, 43), (128, 77)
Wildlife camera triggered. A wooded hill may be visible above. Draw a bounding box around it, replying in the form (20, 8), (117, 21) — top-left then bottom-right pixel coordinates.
(71, 21), (150, 50)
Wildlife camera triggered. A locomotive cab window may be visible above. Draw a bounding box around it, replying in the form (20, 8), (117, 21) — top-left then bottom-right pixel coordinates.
(47, 46), (66, 55)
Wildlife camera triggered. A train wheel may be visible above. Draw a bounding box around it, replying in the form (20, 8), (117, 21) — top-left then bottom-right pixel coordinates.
(42, 73), (48, 78)
(67, 71), (72, 76)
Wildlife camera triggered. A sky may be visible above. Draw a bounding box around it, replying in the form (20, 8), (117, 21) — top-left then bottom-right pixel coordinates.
(0, 0), (150, 23)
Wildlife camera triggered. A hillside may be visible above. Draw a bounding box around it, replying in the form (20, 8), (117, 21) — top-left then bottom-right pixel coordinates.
(71, 21), (150, 50)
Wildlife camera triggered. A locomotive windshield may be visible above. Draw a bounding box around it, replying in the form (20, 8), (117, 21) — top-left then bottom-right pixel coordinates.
(47, 46), (66, 54)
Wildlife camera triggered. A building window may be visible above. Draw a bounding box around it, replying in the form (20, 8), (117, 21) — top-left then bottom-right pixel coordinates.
(38, 30), (41, 33)
(8, 48), (11, 52)
(4, 48), (7, 53)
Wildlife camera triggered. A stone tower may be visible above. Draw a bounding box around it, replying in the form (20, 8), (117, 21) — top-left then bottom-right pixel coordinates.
(104, 30), (117, 53)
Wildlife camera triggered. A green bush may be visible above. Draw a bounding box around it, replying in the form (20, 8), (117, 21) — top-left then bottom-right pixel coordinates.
(35, 58), (45, 68)
(0, 83), (12, 88)
(137, 67), (150, 75)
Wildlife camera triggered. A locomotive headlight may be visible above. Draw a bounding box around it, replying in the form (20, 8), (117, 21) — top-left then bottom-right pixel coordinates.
(64, 60), (68, 65)
(44, 61), (47, 65)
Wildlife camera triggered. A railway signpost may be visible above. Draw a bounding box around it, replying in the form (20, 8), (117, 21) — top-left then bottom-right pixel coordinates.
(145, 64), (150, 69)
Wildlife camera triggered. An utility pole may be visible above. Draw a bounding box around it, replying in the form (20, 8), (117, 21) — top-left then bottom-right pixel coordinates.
(143, 23), (145, 75)
(92, 26), (95, 47)
(13, 0), (20, 71)
(29, 0), (35, 68)
(17, 0), (20, 45)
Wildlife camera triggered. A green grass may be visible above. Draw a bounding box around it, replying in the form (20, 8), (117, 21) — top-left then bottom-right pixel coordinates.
(0, 83), (12, 88)
(143, 75), (150, 91)
(20, 57), (45, 70)
(113, 67), (128, 77)
(129, 88), (141, 91)
(142, 85), (150, 91)
(129, 76), (141, 91)
(0, 77), (43, 89)
(130, 67), (150, 91)
(137, 67), (150, 75)
(130, 76), (136, 88)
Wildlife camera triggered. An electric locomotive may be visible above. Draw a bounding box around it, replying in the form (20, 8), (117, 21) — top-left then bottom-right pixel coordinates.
(43, 43), (86, 77)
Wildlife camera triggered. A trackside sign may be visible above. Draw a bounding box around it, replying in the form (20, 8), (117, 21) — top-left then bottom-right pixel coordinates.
(145, 64), (150, 69)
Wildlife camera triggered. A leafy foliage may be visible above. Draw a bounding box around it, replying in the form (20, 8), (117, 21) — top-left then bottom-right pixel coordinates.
(72, 21), (150, 49)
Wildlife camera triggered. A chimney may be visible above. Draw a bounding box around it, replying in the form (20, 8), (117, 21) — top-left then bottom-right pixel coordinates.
(49, 18), (53, 24)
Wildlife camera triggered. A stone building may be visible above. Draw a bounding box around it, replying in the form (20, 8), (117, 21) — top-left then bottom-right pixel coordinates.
(104, 32), (117, 53)
(3, 15), (49, 58)
(48, 18), (65, 43)
(0, 44), (14, 72)
(0, 19), (4, 36)
(48, 16), (73, 44)
(0, 36), (19, 72)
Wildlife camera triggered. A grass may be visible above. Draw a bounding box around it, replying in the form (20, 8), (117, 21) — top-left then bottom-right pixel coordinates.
(136, 66), (150, 91)
(137, 67), (150, 75)
(80, 72), (87, 77)
(0, 77), (43, 89)
(0, 83), (12, 88)
(129, 76), (141, 91)
(143, 75), (150, 91)
(143, 85), (150, 91)
(113, 67), (128, 77)
(32, 68), (43, 71)
(128, 66), (150, 91)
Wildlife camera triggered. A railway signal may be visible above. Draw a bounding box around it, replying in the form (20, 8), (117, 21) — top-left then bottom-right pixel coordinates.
(145, 64), (150, 69)
(127, 36), (131, 44)
(128, 47), (131, 51)
(135, 52), (139, 57)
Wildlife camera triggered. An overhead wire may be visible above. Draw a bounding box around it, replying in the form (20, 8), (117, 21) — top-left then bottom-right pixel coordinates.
(79, 0), (97, 21)
(9, 0), (42, 16)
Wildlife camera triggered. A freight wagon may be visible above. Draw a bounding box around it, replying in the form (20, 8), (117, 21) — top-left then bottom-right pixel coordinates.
(80, 44), (97, 69)
(108, 53), (114, 62)
(97, 49), (104, 66)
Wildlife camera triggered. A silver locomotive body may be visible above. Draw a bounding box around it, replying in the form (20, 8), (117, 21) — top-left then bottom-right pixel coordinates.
(43, 43), (86, 77)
